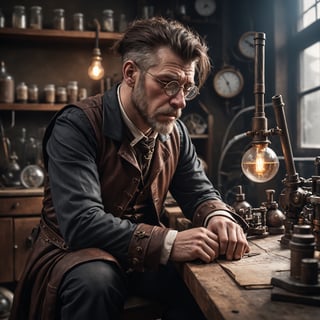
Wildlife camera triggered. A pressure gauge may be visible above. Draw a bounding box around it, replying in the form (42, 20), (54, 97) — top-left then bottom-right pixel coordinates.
(213, 67), (244, 99)
(181, 113), (207, 135)
(194, 0), (216, 17)
(238, 31), (255, 59)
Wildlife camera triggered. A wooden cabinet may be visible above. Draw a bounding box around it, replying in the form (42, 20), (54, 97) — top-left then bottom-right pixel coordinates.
(0, 189), (42, 282)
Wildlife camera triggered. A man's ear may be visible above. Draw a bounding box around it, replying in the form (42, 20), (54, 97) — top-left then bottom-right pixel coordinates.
(122, 61), (137, 87)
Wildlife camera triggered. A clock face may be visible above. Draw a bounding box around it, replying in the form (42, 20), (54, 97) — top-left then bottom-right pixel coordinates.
(195, 0), (216, 17)
(238, 31), (255, 59)
(181, 113), (207, 135)
(213, 67), (244, 98)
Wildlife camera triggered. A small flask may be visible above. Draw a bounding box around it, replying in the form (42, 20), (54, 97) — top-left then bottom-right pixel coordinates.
(28, 84), (39, 103)
(12, 5), (26, 29)
(0, 61), (15, 103)
(0, 8), (5, 28)
(102, 9), (114, 32)
(56, 86), (67, 103)
(29, 6), (42, 29)
(67, 81), (78, 103)
(16, 82), (28, 103)
(53, 8), (65, 30)
(73, 13), (84, 31)
(44, 84), (55, 104)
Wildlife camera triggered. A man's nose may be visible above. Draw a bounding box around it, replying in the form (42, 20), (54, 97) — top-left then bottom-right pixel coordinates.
(169, 89), (187, 110)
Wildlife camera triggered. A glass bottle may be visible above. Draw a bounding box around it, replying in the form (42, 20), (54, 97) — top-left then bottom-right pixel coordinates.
(28, 84), (39, 103)
(102, 9), (114, 32)
(0, 61), (15, 103)
(56, 86), (67, 103)
(16, 82), (28, 103)
(118, 14), (127, 32)
(12, 5), (26, 29)
(53, 8), (65, 30)
(0, 8), (5, 28)
(73, 13), (84, 31)
(67, 81), (78, 103)
(29, 6), (42, 29)
(44, 84), (55, 103)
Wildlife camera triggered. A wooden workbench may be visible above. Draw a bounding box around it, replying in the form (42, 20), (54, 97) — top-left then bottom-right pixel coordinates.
(179, 235), (319, 320)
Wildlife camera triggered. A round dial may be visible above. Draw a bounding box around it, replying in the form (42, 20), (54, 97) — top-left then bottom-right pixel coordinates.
(20, 164), (45, 188)
(213, 67), (244, 98)
(181, 113), (207, 135)
(194, 0), (216, 17)
(238, 31), (255, 59)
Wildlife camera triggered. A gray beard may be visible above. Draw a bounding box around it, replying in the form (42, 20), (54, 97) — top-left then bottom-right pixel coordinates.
(131, 78), (178, 135)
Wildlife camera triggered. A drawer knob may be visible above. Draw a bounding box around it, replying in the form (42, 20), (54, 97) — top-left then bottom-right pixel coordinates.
(11, 202), (21, 209)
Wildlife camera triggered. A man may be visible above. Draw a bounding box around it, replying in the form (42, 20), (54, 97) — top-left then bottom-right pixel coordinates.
(10, 17), (249, 320)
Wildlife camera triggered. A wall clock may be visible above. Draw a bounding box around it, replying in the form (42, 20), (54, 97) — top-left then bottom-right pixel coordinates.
(181, 112), (207, 135)
(238, 31), (255, 59)
(194, 0), (216, 17)
(213, 66), (244, 98)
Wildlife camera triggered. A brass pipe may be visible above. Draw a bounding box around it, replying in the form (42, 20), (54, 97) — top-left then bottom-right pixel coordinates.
(271, 94), (298, 182)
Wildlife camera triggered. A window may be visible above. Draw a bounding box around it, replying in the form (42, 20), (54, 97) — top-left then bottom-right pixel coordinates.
(298, 0), (320, 30)
(297, 0), (320, 149)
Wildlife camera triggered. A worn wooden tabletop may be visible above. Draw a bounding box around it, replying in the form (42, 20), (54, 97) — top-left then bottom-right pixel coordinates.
(179, 235), (320, 320)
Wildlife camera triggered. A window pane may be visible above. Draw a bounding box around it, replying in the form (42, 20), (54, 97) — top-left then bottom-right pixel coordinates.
(298, 0), (319, 30)
(300, 91), (320, 147)
(300, 42), (320, 91)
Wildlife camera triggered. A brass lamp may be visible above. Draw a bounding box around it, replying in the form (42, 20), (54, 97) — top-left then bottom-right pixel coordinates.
(88, 19), (105, 80)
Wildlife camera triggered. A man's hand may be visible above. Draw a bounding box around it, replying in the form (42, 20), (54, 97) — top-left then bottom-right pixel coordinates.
(170, 216), (250, 263)
(207, 215), (250, 260)
(170, 227), (219, 263)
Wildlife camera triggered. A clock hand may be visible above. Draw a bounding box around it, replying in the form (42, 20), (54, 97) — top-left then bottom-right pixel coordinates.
(245, 39), (254, 47)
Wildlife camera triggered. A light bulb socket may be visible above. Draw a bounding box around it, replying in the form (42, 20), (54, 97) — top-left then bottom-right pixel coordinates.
(92, 47), (102, 57)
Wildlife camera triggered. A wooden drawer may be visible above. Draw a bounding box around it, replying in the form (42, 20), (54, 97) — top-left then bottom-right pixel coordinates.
(0, 216), (40, 282)
(0, 196), (43, 216)
(14, 217), (40, 280)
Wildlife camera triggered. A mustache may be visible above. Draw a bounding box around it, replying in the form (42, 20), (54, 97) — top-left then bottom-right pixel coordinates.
(158, 108), (181, 119)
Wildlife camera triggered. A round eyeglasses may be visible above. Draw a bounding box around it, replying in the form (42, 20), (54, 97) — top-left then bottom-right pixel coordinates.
(145, 71), (199, 101)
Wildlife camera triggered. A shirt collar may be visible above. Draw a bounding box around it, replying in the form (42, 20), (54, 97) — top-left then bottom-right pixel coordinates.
(117, 85), (157, 147)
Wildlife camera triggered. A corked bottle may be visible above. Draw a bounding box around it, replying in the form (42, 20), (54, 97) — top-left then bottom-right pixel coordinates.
(0, 61), (15, 103)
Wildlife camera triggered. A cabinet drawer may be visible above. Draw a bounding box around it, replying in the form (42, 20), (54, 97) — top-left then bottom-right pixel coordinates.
(0, 218), (14, 282)
(14, 217), (40, 281)
(0, 196), (43, 216)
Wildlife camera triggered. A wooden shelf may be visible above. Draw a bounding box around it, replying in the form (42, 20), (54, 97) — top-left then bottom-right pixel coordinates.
(0, 187), (43, 197)
(0, 27), (122, 43)
(0, 103), (64, 111)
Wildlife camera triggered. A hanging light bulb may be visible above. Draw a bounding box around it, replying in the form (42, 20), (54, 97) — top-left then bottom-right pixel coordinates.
(88, 47), (105, 80)
(241, 143), (279, 183)
(88, 19), (105, 80)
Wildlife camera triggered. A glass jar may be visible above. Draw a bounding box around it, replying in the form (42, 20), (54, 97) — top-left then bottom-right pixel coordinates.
(28, 84), (39, 103)
(78, 88), (87, 100)
(44, 84), (55, 104)
(56, 86), (67, 103)
(16, 82), (28, 103)
(12, 5), (26, 29)
(73, 13), (84, 31)
(67, 81), (78, 103)
(102, 9), (114, 32)
(53, 8), (65, 30)
(118, 14), (127, 32)
(0, 61), (14, 103)
(29, 6), (42, 29)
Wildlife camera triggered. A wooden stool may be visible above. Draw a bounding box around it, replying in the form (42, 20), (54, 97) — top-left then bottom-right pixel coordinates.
(120, 296), (163, 320)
